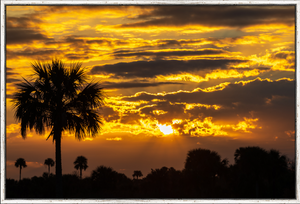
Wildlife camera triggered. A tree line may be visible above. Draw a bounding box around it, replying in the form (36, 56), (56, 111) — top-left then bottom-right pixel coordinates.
(7, 146), (295, 198)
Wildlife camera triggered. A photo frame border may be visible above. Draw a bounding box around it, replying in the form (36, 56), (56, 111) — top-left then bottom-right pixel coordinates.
(1, 0), (299, 203)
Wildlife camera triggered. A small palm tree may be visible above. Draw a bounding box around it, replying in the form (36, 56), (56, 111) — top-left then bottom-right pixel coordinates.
(44, 158), (55, 175)
(13, 59), (104, 197)
(74, 156), (88, 179)
(15, 158), (27, 181)
(132, 170), (143, 179)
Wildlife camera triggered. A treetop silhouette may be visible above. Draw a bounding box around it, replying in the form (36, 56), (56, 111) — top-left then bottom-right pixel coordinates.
(44, 158), (55, 175)
(13, 59), (104, 197)
(132, 170), (143, 179)
(15, 158), (27, 181)
(74, 156), (88, 179)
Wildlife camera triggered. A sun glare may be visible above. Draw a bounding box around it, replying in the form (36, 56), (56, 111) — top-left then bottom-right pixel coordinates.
(158, 124), (173, 135)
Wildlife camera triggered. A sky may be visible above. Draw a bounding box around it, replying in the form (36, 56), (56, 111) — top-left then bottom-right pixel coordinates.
(5, 5), (295, 180)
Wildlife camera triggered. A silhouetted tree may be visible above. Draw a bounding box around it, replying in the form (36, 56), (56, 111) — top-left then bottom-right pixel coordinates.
(74, 156), (88, 179)
(132, 170), (143, 179)
(13, 59), (104, 197)
(233, 146), (292, 198)
(15, 158), (27, 181)
(142, 166), (183, 197)
(183, 148), (228, 197)
(44, 158), (55, 175)
(91, 165), (132, 197)
(91, 165), (116, 191)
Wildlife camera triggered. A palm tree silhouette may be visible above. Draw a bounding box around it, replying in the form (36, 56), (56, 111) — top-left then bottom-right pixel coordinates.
(44, 158), (55, 175)
(15, 158), (27, 181)
(74, 156), (88, 179)
(13, 59), (104, 197)
(132, 170), (143, 179)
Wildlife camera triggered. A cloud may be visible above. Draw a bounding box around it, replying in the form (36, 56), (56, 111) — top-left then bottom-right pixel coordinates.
(144, 102), (188, 124)
(101, 106), (120, 122)
(120, 6), (295, 28)
(90, 59), (247, 78)
(6, 15), (54, 44)
(7, 48), (60, 59)
(122, 78), (294, 107)
(6, 67), (15, 75)
(106, 78), (294, 138)
(6, 78), (21, 83)
(6, 28), (52, 45)
(6, 16), (42, 29)
(102, 81), (183, 89)
(113, 49), (226, 58)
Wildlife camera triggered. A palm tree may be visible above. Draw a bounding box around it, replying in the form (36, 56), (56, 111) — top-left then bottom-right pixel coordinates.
(44, 158), (55, 175)
(74, 156), (88, 179)
(15, 158), (27, 181)
(132, 170), (143, 179)
(13, 59), (104, 197)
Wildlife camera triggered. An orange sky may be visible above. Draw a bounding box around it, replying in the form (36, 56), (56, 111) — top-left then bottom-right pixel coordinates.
(6, 5), (295, 180)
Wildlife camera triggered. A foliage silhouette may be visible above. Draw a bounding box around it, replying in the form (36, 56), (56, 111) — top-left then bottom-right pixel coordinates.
(132, 170), (143, 179)
(233, 146), (292, 198)
(141, 166), (183, 198)
(91, 165), (132, 197)
(44, 158), (55, 175)
(15, 158), (27, 181)
(74, 156), (88, 179)
(12, 59), (104, 197)
(183, 148), (228, 197)
(6, 146), (295, 198)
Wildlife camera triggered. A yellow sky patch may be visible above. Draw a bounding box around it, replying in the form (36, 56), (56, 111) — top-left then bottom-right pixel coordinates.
(106, 137), (122, 141)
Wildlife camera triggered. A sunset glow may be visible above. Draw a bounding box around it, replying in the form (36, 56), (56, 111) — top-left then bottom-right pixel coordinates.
(158, 124), (174, 135)
(5, 5), (295, 182)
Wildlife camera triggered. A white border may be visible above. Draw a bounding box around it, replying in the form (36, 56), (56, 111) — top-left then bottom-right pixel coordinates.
(1, 0), (299, 203)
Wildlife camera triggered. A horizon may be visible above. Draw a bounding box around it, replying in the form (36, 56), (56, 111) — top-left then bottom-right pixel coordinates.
(5, 5), (295, 181)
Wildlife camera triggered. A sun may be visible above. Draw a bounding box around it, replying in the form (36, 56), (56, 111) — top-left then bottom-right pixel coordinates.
(158, 124), (173, 135)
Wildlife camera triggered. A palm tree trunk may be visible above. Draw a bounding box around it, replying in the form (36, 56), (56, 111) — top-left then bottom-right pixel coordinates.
(80, 167), (82, 179)
(55, 127), (63, 198)
(19, 166), (21, 181)
(48, 165), (50, 174)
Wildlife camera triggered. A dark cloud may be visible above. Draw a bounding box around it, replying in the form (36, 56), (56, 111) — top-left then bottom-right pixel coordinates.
(118, 79), (294, 139)
(6, 28), (52, 45)
(157, 39), (184, 47)
(55, 35), (128, 47)
(122, 79), (294, 108)
(102, 81), (183, 89)
(120, 112), (141, 125)
(90, 59), (247, 78)
(140, 101), (188, 124)
(120, 79), (294, 123)
(120, 6), (295, 28)
(6, 16), (42, 29)
(6, 67), (17, 76)
(65, 54), (90, 60)
(113, 49), (226, 58)
(42, 35), (129, 52)
(6, 15), (53, 45)
(270, 51), (295, 61)
(6, 48), (60, 59)
(268, 51), (295, 70)
(38, 5), (135, 13)
(101, 106), (120, 122)
(87, 39), (128, 46)
(6, 78), (21, 83)
(6, 67), (23, 85)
